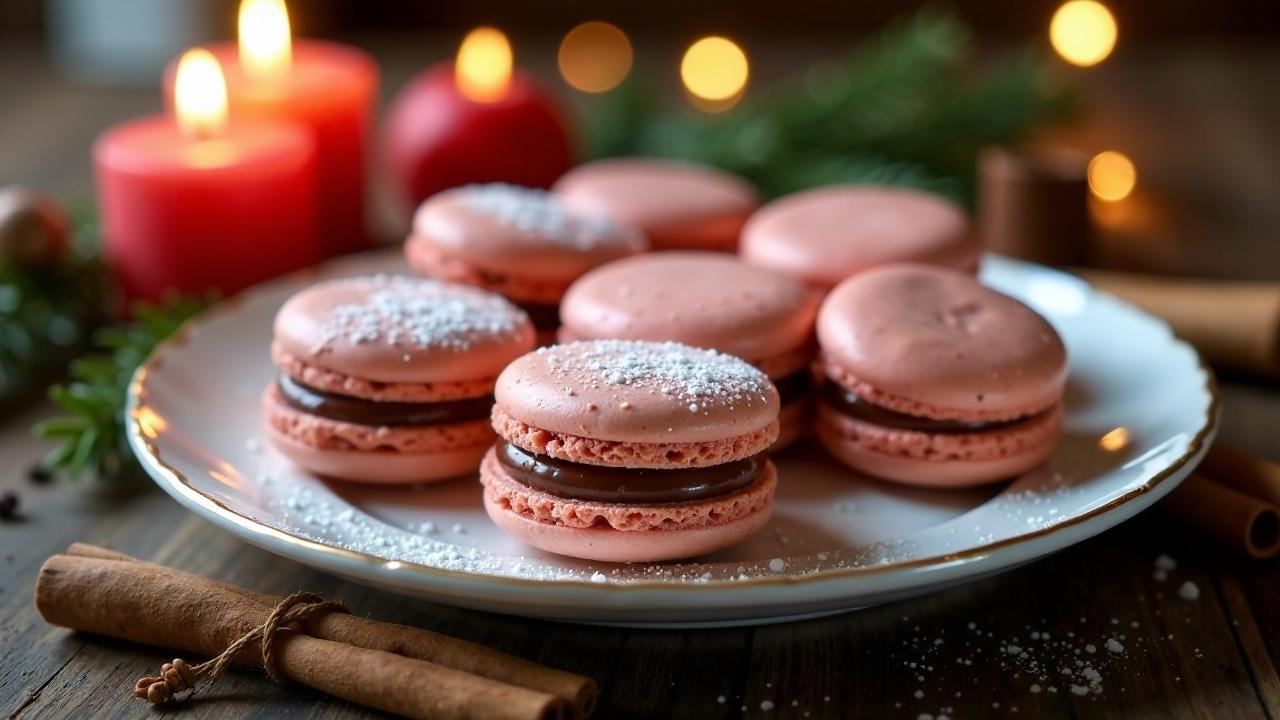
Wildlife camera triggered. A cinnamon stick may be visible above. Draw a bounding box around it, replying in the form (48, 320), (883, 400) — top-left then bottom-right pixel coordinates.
(36, 554), (570, 720)
(1161, 474), (1280, 560)
(1078, 269), (1280, 378)
(62, 543), (595, 716)
(977, 145), (1092, 266)
(1199, 445), (1280, 508)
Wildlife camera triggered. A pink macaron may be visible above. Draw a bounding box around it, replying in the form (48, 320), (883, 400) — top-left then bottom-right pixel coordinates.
(481, 339), (780, 562)
(405, 183), (646, 342)
(263, 275), (536, 483)
(815, 264), (1067, 487)
(559, 251), (818, 450)
(553, 158), (760, 252)
(741, 185), (979, 292)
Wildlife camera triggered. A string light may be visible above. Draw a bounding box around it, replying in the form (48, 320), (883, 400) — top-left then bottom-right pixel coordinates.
(680, 36), (748, 111)
(1088, 151), (1136, 202)
(558, 21), (632, 93)
(1050, 1), (1118, 67)
(456, 27), (513, 103)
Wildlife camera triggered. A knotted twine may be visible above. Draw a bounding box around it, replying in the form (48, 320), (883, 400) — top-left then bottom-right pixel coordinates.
(133, 591), (347, 705)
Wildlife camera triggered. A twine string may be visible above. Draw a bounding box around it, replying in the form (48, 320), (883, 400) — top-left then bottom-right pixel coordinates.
(133, 591), (347, 705)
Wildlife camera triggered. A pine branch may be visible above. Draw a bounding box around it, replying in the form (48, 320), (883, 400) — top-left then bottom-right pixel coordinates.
(34, 296), (207, 479)
(588, 9), (1075, 204)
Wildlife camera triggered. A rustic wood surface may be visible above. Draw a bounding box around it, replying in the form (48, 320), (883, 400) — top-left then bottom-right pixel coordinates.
(2, 35), (1279, 720)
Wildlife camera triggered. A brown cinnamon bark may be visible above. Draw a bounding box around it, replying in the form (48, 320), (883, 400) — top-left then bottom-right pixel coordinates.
(1162, 474), (1280, 559)
(37, 553), (570, 720)
(62, 543), (595, 716)
(1078, 270), (1280, 378)
(1199, 445), (1280, 508)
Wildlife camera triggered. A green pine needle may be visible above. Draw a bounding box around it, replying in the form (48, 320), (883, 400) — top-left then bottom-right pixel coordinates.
(35, 296), (206, 479)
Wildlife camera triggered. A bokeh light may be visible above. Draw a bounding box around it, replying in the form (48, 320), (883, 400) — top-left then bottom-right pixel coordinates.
(456, 27), (513, 103)
(558, 21), (633, 93)
(680, 36), (749, 108)
(1088, 151), (1137, 202)
(1050, 1), (1118, 67)
(1098, 426), (1130, 452)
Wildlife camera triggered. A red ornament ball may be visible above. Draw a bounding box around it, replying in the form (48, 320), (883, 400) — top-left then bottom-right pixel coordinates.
(383, 65), (574, 210)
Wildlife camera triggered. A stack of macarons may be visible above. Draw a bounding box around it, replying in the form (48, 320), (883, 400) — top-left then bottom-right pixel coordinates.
(559, 251), (817, 449)
(481, 339), (780, 561)
(814, 264), (1068, 487)
(553, 158), (760, 252)
(258, 162), (1073, 562)
(263, 275), (535, 483)
(406, 183), (646, 343)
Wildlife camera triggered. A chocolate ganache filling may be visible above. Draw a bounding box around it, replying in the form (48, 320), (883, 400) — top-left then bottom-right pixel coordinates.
(821, 379), (1025, 434)
(277, 374), (492, 427)
(496, 441), (764, 503)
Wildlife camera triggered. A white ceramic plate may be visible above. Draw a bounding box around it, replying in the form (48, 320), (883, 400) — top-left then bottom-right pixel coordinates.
(129, 251), (1216, 626)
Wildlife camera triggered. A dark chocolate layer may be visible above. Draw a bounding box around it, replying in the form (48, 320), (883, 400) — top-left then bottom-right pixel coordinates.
(821, 379), (1021, 434)
(277, 375), (492, 427)
(772, 368), (812, 405)
(495, 441), (765, 503)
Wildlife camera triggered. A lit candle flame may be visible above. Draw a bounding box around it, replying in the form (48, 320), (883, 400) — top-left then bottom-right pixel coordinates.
(680, 36), (749, 111)
(456, 27), (513, 103)
(174, 49), (229, 140)
(1088, 151), (1136, 202)
(1050, 1), (1117, 67)
(239, 0), (293, 83)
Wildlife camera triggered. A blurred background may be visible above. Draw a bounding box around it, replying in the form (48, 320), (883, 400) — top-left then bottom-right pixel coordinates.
(2, 0), (1280, 280)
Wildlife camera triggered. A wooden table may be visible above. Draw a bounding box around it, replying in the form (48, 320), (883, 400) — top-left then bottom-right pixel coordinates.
(3, 36), (1279, 719)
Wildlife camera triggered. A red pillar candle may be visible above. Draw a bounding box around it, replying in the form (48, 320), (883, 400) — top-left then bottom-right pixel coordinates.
(97, 50), (318, 303)
(383, 27), (573, 211)
(164, 0), (377, 258)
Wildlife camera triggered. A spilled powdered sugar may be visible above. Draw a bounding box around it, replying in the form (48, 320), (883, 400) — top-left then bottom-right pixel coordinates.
(459, 183), (644, 252)
(311, 275), (525, 354)
(536, 339), (773, 414)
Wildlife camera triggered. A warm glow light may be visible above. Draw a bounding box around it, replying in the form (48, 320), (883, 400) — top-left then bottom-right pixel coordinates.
(238, 0), (292, 83)
(1088, 151), (1136, 202)
(1050, 1), (1117, 67)
(456, 27), (513, 103)
(681, 36), (748, 107)
(1099, 427), (1130, 452)
(558, 21), (632, 93)
(174, 49), (229, 140)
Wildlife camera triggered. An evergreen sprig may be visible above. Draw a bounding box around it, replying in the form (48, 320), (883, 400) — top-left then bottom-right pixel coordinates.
(0, 221), (105, 400)
(588, 9), (1076, 203)
(35, 297), (206, 479)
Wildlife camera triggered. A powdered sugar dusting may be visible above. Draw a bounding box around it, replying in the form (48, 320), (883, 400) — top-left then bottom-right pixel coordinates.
(459, 183), (644, 252)
(534, 339), (774, 414)
(311, 275), (526, 354)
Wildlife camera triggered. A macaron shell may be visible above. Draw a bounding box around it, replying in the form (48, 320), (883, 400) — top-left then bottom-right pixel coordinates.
(273, 275), (535, 385)
(492, 405), (778, 469)
(411, 185), (645, 284)
(405, 235), (573, 305)
(818, 264), (1067, 419)
(267, 425), (489, 484)
(554, 158), (759, 251)
(480, 451), (775, 561)
(741, 185), (977, 288)
(559, 252), (817, 362)
(495, 341), (779, 446)
(814, 401), (1062, 487)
